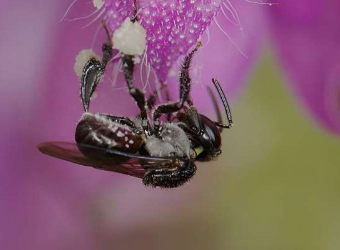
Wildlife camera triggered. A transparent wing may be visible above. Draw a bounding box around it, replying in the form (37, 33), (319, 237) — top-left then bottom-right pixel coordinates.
(38, 141), (182, 179)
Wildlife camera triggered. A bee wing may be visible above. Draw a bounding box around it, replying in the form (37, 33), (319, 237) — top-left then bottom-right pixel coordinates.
(38, 141), (179, 179)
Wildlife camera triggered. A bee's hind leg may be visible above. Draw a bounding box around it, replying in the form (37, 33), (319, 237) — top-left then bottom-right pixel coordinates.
(142, 164), (197, 188)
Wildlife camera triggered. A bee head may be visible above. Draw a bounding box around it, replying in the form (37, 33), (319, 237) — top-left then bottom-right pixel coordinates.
(177, 107), (222, 161)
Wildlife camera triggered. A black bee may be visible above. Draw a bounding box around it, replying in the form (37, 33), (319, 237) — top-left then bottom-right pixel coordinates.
(38, 25), (233, 188)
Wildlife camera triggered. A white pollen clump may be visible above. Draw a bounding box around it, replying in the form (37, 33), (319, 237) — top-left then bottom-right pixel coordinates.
(93, 0), (104, 9)
(74, 49), (99, 79)
(112, 18), (146, 56)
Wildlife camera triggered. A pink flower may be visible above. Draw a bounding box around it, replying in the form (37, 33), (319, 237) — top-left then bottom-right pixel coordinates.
(98, 0), (265, 112)
(1, 0), (339, 249)
(268, 0), (340, 134)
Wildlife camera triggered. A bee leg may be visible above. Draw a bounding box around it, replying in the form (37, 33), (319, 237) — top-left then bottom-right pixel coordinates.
(80, 59), (104, 112)
(142, 163), (197, 188)
(131, 0), (139, 22)
(121, 54), (152, 136)
(147, 84), (172, 122)
(147, 84), (167, 109)
(153, 42), (201, 134)
(101, 20), (113, 66)
(134, 84), (171, 123)
(80, 22), (113, 112)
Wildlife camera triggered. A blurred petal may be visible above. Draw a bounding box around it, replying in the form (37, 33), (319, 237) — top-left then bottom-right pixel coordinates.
(268, 0), (340, 134)
(0, 1), (121, 249)
(84, 170), (222, 250)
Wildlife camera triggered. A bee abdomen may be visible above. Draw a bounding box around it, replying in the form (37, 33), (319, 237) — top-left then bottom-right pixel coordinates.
(75, 113), (143, 154)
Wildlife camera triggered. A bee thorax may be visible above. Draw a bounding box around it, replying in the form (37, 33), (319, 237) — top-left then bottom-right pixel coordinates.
(145, 123), (193, 158)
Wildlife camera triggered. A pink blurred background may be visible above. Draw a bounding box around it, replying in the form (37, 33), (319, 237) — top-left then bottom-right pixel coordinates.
(1, 1), (340, 250)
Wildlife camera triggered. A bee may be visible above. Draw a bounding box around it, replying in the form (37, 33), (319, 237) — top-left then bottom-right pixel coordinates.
(38, 24), (233, 188)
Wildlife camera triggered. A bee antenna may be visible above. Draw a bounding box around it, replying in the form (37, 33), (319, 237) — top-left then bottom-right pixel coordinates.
(211, 78), (233, 129)
(207, 86), (223, 132)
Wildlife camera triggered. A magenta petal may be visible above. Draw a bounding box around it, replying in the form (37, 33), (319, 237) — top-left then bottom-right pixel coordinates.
(269, 0), (340, 134)
(104, 0), (221, 82)
(139, 0), (221, 82)
(104, 0), (133, 31)
(167, 1), (266, 113)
